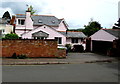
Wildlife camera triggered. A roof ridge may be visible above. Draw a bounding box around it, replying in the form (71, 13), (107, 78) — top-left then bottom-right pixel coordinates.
(16, 14), (55, 17)
(102, 29), (120, 31)
(58, 31), (81, 32)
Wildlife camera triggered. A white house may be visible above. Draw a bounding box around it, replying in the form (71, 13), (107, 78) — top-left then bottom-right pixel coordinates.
(12, 9), (87, 46)
(0, 18), (13, 38)
(90, 29), (120, 53)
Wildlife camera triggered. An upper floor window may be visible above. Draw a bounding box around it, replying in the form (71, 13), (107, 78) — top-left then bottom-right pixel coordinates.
(72, 38), (78, 43)
(38, 19), (42, 23)
(18, 19), (25, 25)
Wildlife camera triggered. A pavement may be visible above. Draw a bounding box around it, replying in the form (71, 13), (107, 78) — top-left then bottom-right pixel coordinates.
(1, 52), (119, 65)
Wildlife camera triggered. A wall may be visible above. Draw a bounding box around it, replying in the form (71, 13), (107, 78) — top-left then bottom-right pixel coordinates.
(57, 49), (66, 58)
(56, 20), (67, 31)
(22, 25), (66, 45)
(1, 39), (64, 58)
(0, 24), (13, 34)
(90, 29), (117, 42)
(25, 11), (33, 29)
(66, 38), (82, 46)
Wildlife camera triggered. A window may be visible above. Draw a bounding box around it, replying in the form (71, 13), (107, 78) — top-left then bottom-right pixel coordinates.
(18, 19), (25, 25)
(34, 37), (45, 40)
(72, 38), (78, 43)
(55, 37), (62, 44)
(2, 29), (5, 32)
(51, 20), (55, 24)
(37, 37), (40, 39)
(38, 19), (42, 23)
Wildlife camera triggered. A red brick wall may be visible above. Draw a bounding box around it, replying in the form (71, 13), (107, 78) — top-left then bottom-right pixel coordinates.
(1, 39), (59, 58)
(57, 49), (66, 58)
(0, 40), (2, 58)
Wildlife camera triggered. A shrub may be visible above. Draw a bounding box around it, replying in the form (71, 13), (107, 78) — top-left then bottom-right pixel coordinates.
(18, 54), (28, 59)
(11, 53), (27, 59)
(3, 33), (19, 39)
(12, 53), (18, 59)
(65, 44), (71, 52)
(58, 48), (66, 50)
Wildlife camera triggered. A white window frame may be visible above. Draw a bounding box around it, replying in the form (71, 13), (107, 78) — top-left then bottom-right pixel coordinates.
(18, 19), (25, 25)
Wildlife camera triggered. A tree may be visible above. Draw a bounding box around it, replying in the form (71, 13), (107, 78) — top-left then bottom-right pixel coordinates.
(2, 11), (11, 19)
(82, 20), (102, 36)
(113, 18), (120, 29)
(3, 33), (19, 39)
(27, 5), (36, 15)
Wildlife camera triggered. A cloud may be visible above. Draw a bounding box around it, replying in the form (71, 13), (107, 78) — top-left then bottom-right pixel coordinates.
(0, 7), (15, 17)
(0, 0), (119, 29)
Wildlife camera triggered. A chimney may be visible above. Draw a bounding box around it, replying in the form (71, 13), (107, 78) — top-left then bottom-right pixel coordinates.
(25, 9), (33, 30)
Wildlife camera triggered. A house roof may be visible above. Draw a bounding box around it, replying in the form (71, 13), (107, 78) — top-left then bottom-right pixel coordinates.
(32, 30), (49, 37)
(16, 14), (62, 27)
(103, 29), (120, 38)
(59, 31), (87, 38)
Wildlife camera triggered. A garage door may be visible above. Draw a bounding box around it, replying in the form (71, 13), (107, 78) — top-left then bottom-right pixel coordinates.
(92, 40), (113, 54)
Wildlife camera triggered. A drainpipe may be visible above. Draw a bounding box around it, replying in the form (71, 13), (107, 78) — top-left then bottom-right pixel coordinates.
(66, 29), (68, 35)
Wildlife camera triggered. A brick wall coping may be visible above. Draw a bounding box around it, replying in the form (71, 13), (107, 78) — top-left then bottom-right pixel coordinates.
(1, 39), (57, 41)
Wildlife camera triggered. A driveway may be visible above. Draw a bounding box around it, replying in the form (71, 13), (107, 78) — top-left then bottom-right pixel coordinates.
(2, 53), (117, 65)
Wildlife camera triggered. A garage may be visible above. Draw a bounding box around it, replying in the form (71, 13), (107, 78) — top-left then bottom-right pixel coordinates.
(90, 29), (120, 55)
(92, 40), (113, 54)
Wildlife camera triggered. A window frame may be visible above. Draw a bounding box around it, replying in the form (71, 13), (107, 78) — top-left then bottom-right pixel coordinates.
(71, 38), (78, 43)
(18, 19), (25, 25)
(55, 37), (62, 44)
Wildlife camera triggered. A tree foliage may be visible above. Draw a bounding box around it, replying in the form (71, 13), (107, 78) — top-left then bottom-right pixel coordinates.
(113, 18), (120, 29)
(82, 20), (102, 36)
(3, 33), (19, 39)
(29, 5), (36, 15)
(2, 11), (11, 19)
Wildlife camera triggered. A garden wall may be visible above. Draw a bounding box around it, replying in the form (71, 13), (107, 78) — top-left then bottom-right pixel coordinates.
(1, 39), (66, 58)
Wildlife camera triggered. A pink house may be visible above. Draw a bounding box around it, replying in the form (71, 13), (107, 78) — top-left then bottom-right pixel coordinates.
(13, 10), (87, 46)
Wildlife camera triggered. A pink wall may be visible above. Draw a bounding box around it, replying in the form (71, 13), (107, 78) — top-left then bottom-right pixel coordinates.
(56, 20), (67, 31)
(22, 25), (66, 45)
(90, 29), (118, 42)
(15, 30), (24, 37)
(90, 29), (118, 51)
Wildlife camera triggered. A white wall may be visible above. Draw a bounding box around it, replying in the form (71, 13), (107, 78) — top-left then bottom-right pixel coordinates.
(0, 24), (13, 34)
(66, 38), (83, 48)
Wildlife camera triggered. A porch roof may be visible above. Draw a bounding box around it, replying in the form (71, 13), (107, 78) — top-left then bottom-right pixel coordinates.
(32, 31), (49, 37)
(59, 31), (87, 38)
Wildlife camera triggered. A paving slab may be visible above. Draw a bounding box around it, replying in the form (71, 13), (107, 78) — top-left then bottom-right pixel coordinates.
(1, 53), (118, 65)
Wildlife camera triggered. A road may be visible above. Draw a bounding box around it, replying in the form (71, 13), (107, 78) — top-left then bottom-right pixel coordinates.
(2, 62), (119, 82)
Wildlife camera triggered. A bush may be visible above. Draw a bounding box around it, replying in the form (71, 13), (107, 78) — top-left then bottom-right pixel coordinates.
(65, 44), (71, 52)
(11, 53), (27, 59)
(3, 33), (19, 39)
(18, 54), (28, 59)
(12, 53), (17, 59)
(58, 48), (66, 50)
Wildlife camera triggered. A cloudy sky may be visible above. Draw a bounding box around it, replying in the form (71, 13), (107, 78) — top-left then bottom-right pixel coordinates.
(0, 0), (119, 29)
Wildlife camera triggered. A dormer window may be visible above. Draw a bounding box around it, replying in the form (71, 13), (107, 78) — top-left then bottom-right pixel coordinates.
(18, 19), (25, 25)
(38, 19), (42, 23)
(51, 20), (55, 24)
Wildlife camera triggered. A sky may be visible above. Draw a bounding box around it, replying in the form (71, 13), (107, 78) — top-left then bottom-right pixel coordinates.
(0, 0), (119, 29)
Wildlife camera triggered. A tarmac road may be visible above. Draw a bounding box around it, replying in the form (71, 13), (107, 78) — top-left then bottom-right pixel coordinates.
(2, 62), (119, 82)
